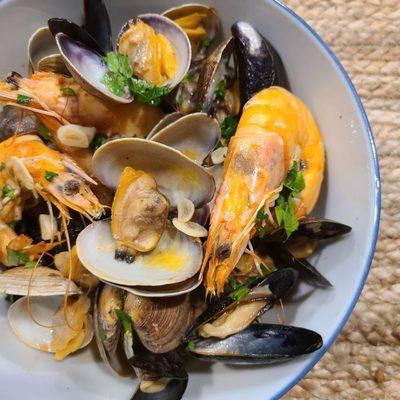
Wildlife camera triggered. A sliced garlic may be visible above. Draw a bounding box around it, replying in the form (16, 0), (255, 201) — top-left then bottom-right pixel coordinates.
(177, 198), (195, 222)
(39, 214), (58, 241)
(57, 124), (96, 148)
(9, 156), (34, 190)
(211, 146), (228, 165)
(172, 218), (208, 238)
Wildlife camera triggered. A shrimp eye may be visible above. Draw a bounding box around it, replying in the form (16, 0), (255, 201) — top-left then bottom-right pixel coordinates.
(216, 243), (231, 260)
(64, 179), (81, 196)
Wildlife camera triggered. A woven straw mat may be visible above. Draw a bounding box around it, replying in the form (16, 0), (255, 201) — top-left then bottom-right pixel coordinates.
(280, 1), (400, 399)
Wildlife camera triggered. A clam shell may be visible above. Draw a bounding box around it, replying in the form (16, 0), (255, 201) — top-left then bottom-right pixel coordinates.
(76, 220), (203, 287)
(150, 112), (220, 164)
(8, 295), (93, 353)
(93, 138), (215, 208)
(147, 112), (183, 139)
(0, 267), (81, 297)
(55, 33), (132, 104)
(28, 27), (67, 74)
(117, 14), (191, 88)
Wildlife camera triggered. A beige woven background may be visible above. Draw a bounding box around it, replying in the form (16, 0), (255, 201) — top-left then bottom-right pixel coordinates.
(280, 1), (400, 399)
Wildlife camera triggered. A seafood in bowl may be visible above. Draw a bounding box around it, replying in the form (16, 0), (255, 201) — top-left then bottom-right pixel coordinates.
(0, 0), (377, 399)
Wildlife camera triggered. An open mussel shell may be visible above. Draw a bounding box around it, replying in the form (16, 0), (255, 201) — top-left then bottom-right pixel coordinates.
(197, 37), (234, 114)
(150, 113), (220, 164)
(8, 295), (93, 353)
(186, 268), (298, 341)
(93, 138), (215, 208)
(162, 3), (222, 62)
(0, 267), (81, 297)
(118, 14), (191, 89)
(124, 293), (194, 354)
(231, 21), (289, 104)
(188, 323), (322, 365)
(76, 220), (203, 287)
(28, 27), (67, 74)
(83, 0), (113, 54)
(147, 112), (183, 139)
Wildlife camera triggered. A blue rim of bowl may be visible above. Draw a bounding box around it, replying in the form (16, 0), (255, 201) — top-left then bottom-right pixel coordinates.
(268, 1), (381, 399)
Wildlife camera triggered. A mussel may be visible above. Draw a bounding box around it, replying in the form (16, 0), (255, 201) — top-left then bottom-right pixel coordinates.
(0, 105), (39, 141)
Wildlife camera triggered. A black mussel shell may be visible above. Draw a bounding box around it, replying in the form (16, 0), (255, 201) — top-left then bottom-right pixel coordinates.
(232, 21), (289, 104)
(84, 0), (113, 54)
(257, 242), (332, 288)
(188, 323), (322, 365)
(132, 377), (188, 400)
(48, 18), (104, 55)
(185, 268), (298, 341)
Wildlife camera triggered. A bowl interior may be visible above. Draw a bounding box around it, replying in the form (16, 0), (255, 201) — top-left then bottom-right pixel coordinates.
(0, 0), (379, 399)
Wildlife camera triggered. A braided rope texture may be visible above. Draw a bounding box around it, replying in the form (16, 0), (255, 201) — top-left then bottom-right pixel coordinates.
(281, 1), (400, 399)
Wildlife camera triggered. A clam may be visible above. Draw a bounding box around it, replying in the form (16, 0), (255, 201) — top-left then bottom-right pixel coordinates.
(92, 138), (215, 208)
(150, 112), (220, 164)
(111, 167), (169, 262)
(48, 18), (132, 104)
(147, 112), (184, 139)
(76, 220), (203, 287)
(162, 3), (222, 63)
(94, 285), (125, 373)
(187, 323), (322, 365)
(124, 293), (194, 353)
(8, 295), (93, 356)
(27, 27), (67, 74)
(231, 21), (289, 104)
(117, 14), (191, 89)
(0, 266), (81, 297)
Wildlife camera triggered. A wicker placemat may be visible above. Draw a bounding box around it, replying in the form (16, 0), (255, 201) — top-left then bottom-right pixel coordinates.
(281, 0), (400, 399)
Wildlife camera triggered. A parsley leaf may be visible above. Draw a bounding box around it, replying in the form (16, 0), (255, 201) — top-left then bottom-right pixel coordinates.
(229, 285), (250, 301)
(90, 133), (107, 152)
(2, 185), (16, 199)
(215, 80), (226, 101)
(98, 323), (107, 342)
(284, 161), (305, 193)
(221, 115), (238, 142)
(5, 294), (15, 303)
(10, 220), (21, 230)
(115, 309), (132, 334)
(25, 260), (40, 269)
(60, 87), (76, 96)
(7, 247), (29, 266)
(260, 264), (269, 277)
(16, 94), (31, 105)
(128, 78), (170, 106)
(181, 70), (196, 84)
(195, 102), (203, 112)
(0, 162), (5, 170)
(45, 170), (58, 182)
(200, 36), (211, 49)
(187, 341), (196, 351)
(38, 123), (52, 141)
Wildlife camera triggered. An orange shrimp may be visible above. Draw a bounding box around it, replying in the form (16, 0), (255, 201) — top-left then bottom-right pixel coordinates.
(203, 87), (325, 295)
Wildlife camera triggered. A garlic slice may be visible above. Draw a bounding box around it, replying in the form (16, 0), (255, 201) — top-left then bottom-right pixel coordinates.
(172, 218), (208, 237)
(211, 146), (228, 165)
(177, 198), (195, 222)
(57, 124), (96, 148)
(9, 156), (34, 190)
(39, 214), (58, 241)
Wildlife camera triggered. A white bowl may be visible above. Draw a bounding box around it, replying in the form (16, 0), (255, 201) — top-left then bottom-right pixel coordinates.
(0, 0), (380, 399)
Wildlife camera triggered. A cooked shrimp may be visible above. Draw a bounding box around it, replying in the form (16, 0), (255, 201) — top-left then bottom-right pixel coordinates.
(203, 87), (324, 295)
(1, 71), (163, 138)
(0, 135), (105, 220)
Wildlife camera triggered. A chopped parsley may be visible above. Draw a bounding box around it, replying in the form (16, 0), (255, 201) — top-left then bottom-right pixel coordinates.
(2, 185), (16, 200)
(229, 285), (250, 301)
(187, 341), (196, 351)
(5, 294), (15, 303)
(45, 170), (58, 182)
(195, 102), (203, 112)
(0, 162), (5, 170)
(215, 80), (226, 101)
(7, 247), (29, 266)
(2, 105), (11, 112)
(115, 309), (132, 335)
(25, 260), (40, 269)
(10, 220), (21, 230)
(274, 161), (305, 238)
(98, 323), (107, 342)
(200, 36), (211, 49)
(38, 123), (52, 141)
(260, 264), (269, 277)
(60, 87), (76, 96)
(181, 70), (196, 84)
(255, 209), (268, 237)
(90, 133), (107, 152)
(221, 115), (238, 143)
(16, 94), (31, 105)
(101, 51), (170, 106)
